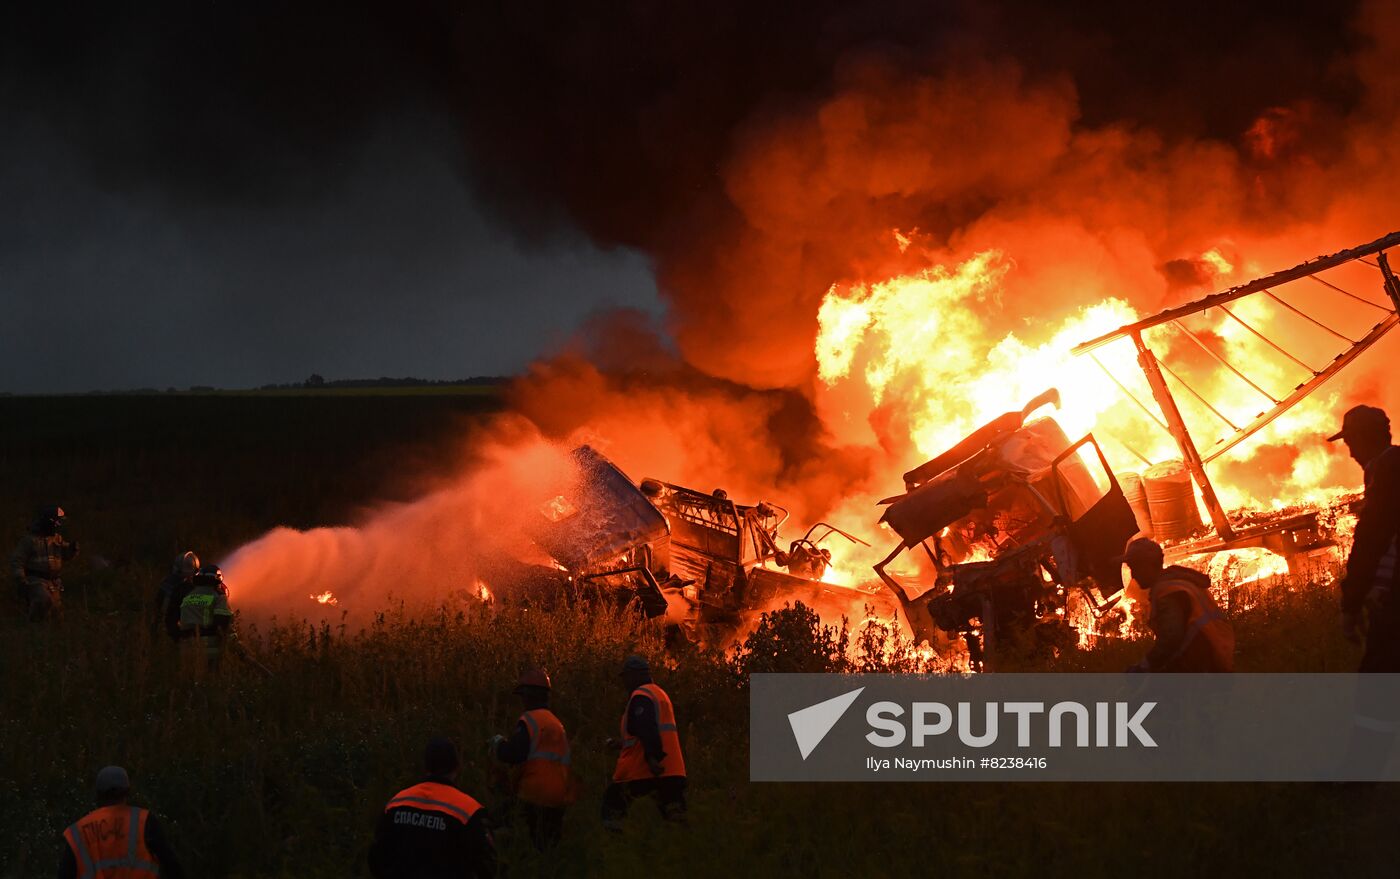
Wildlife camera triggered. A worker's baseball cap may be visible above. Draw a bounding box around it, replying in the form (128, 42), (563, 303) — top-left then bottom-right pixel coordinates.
(1109, 536), (1164, 568)
(1327, 405), (1390, 442)
(95, 766), (130, 795)
(621, 654), (650, 674)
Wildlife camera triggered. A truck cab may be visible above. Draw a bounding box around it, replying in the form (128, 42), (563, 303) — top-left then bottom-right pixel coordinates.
(873, 391), (1139, 667)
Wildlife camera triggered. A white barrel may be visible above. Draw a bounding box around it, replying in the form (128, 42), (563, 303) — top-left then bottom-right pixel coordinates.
(1143, 460), (1203, 541)
(1116, 471), (1154, 538)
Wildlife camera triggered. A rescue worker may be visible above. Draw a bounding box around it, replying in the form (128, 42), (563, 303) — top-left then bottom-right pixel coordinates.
(1117, 537), (1234, 672)
(368, 737), (496, 879)
(489, 668), (574, 849)
(59, 766), (183, 879)
(10, 505), (78, 620)
(1328, 406), (1400, 777)
(1331, 405), (1400, 670)
(178, 564), (233, 672)
(603, 655), (686, 829)
(152, 551), (199, 641)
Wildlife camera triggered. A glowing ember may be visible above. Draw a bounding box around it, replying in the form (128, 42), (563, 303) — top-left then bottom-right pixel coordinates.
(1206, 548), (1291, 589)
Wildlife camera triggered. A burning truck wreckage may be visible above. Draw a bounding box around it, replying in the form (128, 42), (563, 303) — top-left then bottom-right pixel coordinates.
(472, 443), (879, 648)
(460, 230), (1400, 668)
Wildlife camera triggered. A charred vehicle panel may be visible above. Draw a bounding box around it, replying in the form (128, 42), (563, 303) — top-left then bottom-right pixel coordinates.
(532, 446), (671, 573)
(479, 445), (673, 615)
(873, 390), (1140, 667)
(640, 479), (879, 642)
(490, 445), (875, 643)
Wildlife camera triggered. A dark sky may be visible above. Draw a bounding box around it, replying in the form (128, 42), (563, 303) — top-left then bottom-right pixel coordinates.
(1, 1), (1360, 394)
(1, 3), (666, 394)
(1, 105), (659, 393)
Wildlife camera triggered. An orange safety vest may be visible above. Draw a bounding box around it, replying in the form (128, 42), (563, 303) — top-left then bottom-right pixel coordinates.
(515, 709), (574, 807)
(1150, 577), (1235, 672)
(384, 781), (484, 827)
(614, 683), (686, 782)
(63, 805), (158, 878)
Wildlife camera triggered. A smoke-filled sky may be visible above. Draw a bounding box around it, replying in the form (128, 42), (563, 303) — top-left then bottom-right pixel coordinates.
(1, 0), (1375, 394)
(1, 107), (661, 393)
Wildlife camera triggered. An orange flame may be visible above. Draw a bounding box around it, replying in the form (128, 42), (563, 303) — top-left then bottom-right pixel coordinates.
(816, 250), (1144, 461)
(802, 234), (1375, 654)
(815, 241), (1372, 514)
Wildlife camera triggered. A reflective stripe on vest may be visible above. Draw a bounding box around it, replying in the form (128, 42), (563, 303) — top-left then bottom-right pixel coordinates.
(614, 683), (686, 782)
(1152, 579), (1230, 670)
(518, 709), (574, 806)
(523, 710), (571, 766)
(64, 806), (159, 878)
(620, 721), (679, 749)
(385, 782), (482, 825)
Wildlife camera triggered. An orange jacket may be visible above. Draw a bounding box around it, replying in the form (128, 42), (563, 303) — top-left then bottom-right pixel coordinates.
(515, 709), (574, 807)
(63, 805), (158, 878)
(373, 780), (494, 878)
(614, 683), (686, 782)
(384, 781), (484, 825)
(1149, 574), (1234, 672)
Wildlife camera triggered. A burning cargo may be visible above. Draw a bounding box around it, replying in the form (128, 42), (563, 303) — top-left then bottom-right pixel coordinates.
(491, 445), (879, 645)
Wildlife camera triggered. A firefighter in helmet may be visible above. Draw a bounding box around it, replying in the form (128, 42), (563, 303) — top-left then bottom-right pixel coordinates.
(603, 655), (687, 829)
(178, 564), (234, 672)
(10, 505), (78, 621)
(489, 668), (574, 849)
(153, 551), (200, 641)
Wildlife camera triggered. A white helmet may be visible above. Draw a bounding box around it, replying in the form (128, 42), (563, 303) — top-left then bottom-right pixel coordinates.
(176, 551), (200, 577)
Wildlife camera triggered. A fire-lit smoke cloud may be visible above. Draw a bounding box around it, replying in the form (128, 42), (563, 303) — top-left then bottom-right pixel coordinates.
(446, 1), (1368, 388)
(489, 0), (1399, 514)
(224, 420), (576, 618)
(506, 309), (878, 526)
(202, 1), (1400, 613)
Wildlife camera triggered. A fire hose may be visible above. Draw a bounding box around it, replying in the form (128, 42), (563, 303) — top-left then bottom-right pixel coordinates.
(230, 636), (273, 678)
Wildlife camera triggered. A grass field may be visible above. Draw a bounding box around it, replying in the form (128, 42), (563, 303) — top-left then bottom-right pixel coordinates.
(0, 393), (1393, 878)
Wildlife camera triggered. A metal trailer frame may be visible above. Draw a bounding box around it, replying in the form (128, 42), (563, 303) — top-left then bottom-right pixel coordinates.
(1070, 231), (1400, 566)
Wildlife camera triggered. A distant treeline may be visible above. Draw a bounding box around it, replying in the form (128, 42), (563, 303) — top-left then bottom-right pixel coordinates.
(7, 376), (511, 396)
(268, 374), (508, 391)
